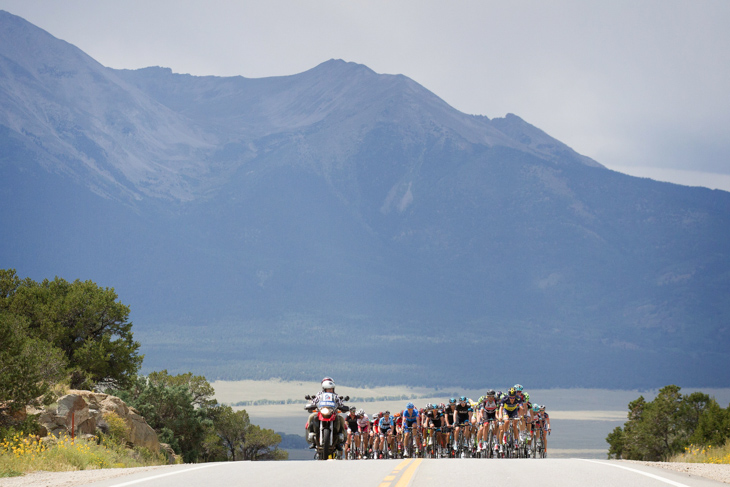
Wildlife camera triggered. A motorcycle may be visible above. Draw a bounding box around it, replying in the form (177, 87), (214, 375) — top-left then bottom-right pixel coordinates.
(305, 393), (350, 460)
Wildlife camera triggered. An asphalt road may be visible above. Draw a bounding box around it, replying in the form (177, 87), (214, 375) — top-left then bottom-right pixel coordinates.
(84, 459), (726, 487)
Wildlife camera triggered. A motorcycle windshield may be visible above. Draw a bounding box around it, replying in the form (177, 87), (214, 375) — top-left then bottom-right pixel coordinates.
(319, 393), (337, 408)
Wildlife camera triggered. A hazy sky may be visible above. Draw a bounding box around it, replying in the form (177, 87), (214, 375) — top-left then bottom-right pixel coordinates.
(2, 0), (729, 191)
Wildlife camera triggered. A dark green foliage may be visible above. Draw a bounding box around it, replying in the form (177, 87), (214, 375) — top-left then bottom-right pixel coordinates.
(112, 374), (212, 463)
(607, 385), (730, 460)
(0, 311), (66, 413)
(0, 269), (142, 390)
(112, 372), (286, 462)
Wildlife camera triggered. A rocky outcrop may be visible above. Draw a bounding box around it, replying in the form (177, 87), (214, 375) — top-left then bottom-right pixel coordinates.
(35, 390), (159, 452)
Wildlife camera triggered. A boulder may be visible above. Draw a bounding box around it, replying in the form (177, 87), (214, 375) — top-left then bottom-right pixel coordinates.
(32, 390), (159, 452)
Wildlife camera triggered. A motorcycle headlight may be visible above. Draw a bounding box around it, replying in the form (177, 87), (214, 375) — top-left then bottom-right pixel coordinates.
(321, 407), (333, 417)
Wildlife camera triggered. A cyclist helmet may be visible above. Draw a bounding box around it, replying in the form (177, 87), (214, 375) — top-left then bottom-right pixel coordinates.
(419, 408), (425, 414)
(394, 411), (401, 418)
(524, 392), (530, 402)
(459, 396), (467, 402)
(540, 405), (546, 412)
(425, 403), (432, 410)
(514, 384), (523, 392)
(384, 410), (390, 416)
(487, 389), (496, 396)
(407, 402), (415, 409)
(356, 409), (365, 416)
(349, 406), (357, 413)
(532, 404), (540, 412)
(321, 377), (335, 391)
(439, 403), (446, 409)
(449, 398), (457, 404)
(508, 387), (516, 396)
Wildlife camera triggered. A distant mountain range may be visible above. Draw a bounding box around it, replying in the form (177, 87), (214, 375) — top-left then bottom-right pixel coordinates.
(2, 10), (729, 389)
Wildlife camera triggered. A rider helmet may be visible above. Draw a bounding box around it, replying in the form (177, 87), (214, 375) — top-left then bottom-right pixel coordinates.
(532, 404), (540, 412)
(508, 387), (516, 396)
(449, 398), (456, 404)
(514, 384), (523, 392)
(350, 406), (357, 413)
(407, 402), (415, 409)
(356, 409), (365, 417)
(321, 377), (335, 391)
(459, 396), (467, 403)
(539, 405), (546, 411)
(487, 389), (495, 396)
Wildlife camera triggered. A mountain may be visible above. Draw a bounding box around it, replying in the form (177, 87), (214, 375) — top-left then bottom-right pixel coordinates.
(2, 10), (729, 389)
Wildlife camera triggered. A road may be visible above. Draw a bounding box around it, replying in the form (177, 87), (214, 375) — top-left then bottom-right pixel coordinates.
(84, 459), (726, 487)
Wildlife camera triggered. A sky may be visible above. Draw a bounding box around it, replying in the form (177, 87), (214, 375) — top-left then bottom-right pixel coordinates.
(2, 0), (729, 192)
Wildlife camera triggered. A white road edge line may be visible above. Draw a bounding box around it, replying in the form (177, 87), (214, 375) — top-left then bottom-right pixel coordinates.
(108, 463), (224, 487)
(580, 459), (691, 487)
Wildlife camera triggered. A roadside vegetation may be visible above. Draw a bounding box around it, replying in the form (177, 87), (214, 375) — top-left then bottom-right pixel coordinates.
(0, 269), (286, 477)
(606, 385), (730, 463)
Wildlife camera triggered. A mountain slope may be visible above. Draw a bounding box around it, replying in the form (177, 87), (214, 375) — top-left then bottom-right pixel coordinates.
(2, 10), (729, 388)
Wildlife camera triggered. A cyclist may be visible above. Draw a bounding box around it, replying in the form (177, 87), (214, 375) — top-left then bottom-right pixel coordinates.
(344, 407), (359, 459)
(402, 402), (420, 457)
(424, 403), (445, 455)
(477, 390), (500, 453)
(393, 411), (403, 455)
(499, 387), (523, 452)
(514, 384), (531, 439)
(371, 412), (381, 455)
(378, 411), (395, 458)
(538, 404), (551, 455)
(453, 396), (474, 451)
(443, 398), (457, 453)
(356, 409), (370, 458)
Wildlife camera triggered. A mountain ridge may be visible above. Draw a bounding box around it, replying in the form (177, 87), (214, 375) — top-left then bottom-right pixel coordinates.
(2, 10), (729, 389)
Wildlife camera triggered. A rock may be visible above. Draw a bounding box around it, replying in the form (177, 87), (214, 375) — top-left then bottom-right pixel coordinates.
(31, 390), (160, 452)
(159, 443), (181, 464)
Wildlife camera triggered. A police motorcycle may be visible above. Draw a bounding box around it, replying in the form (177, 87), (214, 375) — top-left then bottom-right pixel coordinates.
(305, 392), (350, 460)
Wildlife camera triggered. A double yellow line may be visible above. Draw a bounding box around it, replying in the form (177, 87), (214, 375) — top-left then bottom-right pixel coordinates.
(378, 458), (423, 487)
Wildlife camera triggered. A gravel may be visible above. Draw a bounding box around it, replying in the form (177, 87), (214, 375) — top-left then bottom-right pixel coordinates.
(623, 461), (730, 484)
(0, 466), (171, 487)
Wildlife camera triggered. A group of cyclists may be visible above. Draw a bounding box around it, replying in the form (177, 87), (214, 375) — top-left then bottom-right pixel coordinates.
(305, 378), (551, 459)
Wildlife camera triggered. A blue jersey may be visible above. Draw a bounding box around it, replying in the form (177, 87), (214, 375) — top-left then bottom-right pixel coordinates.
(378, 416), (393, 431)
(403, 408), (419, 425)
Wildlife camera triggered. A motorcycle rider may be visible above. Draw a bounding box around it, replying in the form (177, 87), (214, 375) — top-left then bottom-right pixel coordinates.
(305, 377), (348, 450)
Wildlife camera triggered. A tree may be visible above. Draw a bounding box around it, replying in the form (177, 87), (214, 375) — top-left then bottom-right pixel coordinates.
(210, 405), (250, 461)
(607, 385), (730, 460)
(113, 374), (211, 463)
(0, 269), (142, 389)
(0, 311), (66, 413)
(240, 425), (287, 461)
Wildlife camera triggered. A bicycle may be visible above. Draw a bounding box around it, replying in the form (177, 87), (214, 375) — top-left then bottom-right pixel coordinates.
(455, 422), (473, 458)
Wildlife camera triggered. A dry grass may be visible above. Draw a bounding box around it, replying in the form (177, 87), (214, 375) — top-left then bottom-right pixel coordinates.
(670, 443), (730, 464)
(0, 432), (166, 478)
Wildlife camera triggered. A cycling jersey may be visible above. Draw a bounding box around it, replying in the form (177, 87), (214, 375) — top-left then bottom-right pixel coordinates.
(357, 415), (370, 432)
(403, 408), (419, 426)
(480, 397), (499, 421)
(378, 416), (393, 432)
(455, 403), (472, 424)
(500, 396), (522, 412)
(426, 409), (444, 428)
(345, 414), (359, 433)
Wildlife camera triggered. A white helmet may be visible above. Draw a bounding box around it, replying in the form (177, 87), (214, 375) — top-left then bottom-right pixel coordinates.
(321, 377), (335, 391)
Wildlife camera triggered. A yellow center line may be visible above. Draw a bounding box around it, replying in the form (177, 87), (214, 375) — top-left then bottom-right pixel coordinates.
(394, 458), (422, 487)
(379, 459), (414, 487)
(378, 458), (424, 487)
